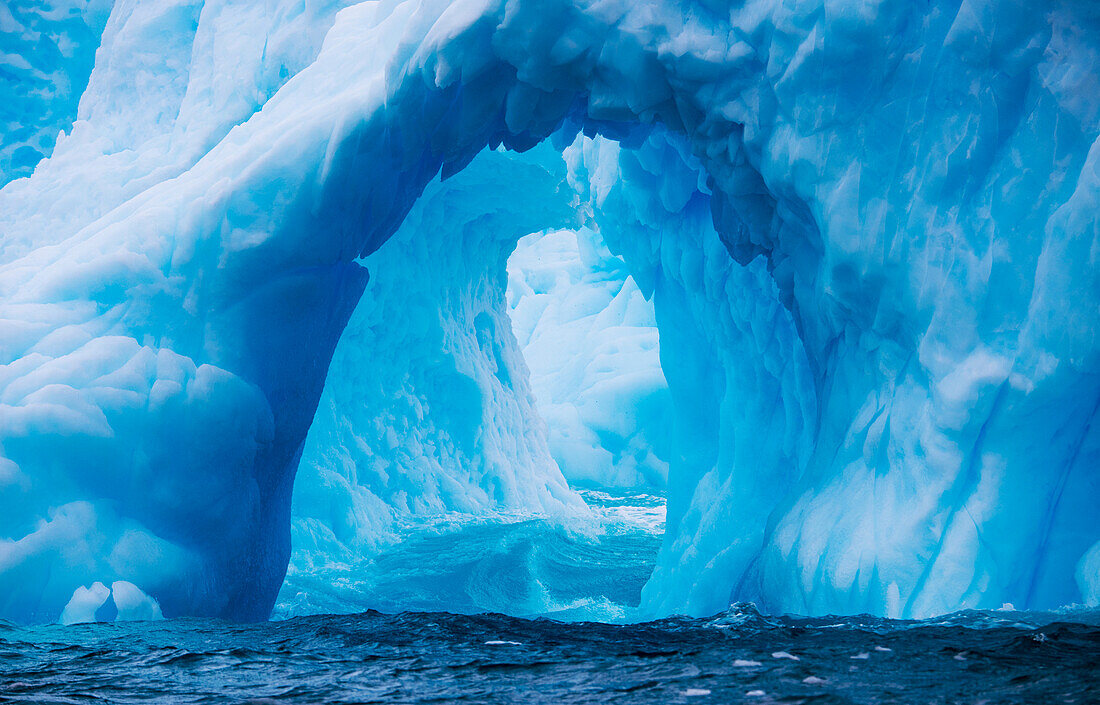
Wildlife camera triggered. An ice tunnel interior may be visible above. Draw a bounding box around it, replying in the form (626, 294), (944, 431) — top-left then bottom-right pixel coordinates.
(2, 0), (1099, 627)
(279, 139), (678, 620)
(270, 124), (823, 622)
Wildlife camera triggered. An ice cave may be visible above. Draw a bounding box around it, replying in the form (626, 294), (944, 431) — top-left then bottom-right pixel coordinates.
(1, 0), (1099, 630)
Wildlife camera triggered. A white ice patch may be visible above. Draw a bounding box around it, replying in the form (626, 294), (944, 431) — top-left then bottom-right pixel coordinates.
(58, 580), (164, 625)
(59, 582), (111, 626)
(1076, 541), (1100, 606)
(111, 580), (164, 622)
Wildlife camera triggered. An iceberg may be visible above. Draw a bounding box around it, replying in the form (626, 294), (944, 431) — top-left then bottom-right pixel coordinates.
(0, 0), (1097, 623)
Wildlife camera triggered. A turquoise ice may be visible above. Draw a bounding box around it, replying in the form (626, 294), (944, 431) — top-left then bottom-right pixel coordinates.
(0, 0), (1097, 623)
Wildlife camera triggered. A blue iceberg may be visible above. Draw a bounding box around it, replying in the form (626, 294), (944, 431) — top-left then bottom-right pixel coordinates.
(0, 0), (1097, 624)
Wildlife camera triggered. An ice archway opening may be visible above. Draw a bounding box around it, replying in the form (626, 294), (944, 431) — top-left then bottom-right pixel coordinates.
(1, 0), (1098, 625)
(276, 128), (808, 620)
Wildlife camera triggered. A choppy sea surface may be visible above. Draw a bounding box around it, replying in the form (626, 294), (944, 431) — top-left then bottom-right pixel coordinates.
(3, 490), (1098, 703)
(3, 605), (1099, 703)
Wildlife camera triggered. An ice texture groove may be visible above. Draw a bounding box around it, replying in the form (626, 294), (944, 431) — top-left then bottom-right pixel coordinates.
(0, 0), (1098, 623)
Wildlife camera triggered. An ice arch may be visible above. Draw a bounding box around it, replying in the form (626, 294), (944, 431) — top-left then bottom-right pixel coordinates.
(1, 0), (1098, 623)
(280, 140), (676, 618)
(288, 142), (587, 574)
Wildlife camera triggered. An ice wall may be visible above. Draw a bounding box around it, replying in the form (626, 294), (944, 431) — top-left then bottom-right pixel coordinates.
(0, 0), (367, 622)
(1, 0), (1098, 622)
(508, 227), (671, 490)
(290, 143), (584, 575)
(561, 133), (818, 617)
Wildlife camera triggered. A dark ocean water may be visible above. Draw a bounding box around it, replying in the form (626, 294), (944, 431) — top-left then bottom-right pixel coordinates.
(2, 605), (1099, 704)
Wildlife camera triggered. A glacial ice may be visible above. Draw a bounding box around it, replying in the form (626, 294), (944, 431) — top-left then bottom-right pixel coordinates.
(0, 0), (110, 186)
(289, 141), (585, 570)
(58, 579), (163, 625)
(507, 226), (671, 490)
(1, 0), (1098, 624)
(280, 142), (667, 620)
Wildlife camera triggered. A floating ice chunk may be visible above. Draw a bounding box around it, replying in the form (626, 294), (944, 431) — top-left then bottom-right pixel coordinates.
(684, 689), (711, 697)
(850, 652), (870, 660)
(110, 581), (163, 622)
(733, 659), (762, 667)
(746, 691), (765, 697)
(802, 676), (826, 684)
(874, 646), (893, 653)
(59, 582), (111, 626)
(484, 640), (523, 646)
(771, 651), (800, 661)
(58, 580), (163, 624)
